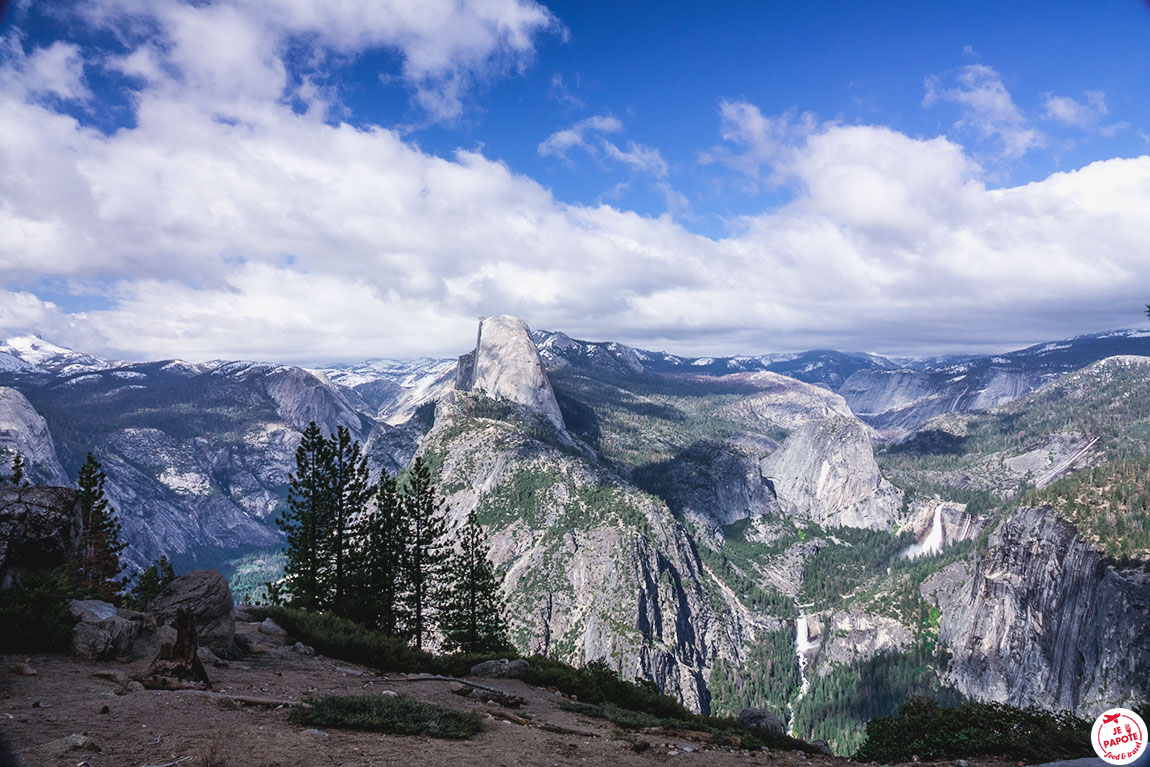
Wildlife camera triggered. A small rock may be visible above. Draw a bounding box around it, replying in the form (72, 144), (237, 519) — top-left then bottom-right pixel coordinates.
(335, 666), (364, 677)
(470, 658), (531, 678)
(31, 701), (49, 708)
(291, 641), (314, 656)
(683, 745), (696, 753)
(302, 728), (329, 741)
(99, 705), (110, 714)
(126, 680), (145, 693)
(810, 740), (835, 756)
(955, 760), (971, 767)
(380, 690), (399, 698)
(43, 733), (100, 757)
(10, 662), (37, 676)
(197, 646), (228, 668)
(258, 618), (287, 637)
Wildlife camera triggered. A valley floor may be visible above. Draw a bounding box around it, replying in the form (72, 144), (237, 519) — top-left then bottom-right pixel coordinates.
(0, 648), (1032, 767)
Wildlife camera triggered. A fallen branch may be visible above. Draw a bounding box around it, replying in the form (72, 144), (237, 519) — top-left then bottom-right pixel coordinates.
(385, 675), (506, 695)
(139, 757), (193, 767)
(173, 690), (313, 708)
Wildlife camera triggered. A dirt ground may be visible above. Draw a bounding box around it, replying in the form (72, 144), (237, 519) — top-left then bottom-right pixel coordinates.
(0, 631), (1022, 767)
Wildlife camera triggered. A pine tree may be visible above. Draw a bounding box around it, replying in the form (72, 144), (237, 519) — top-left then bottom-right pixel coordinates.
(126, 555), (176, 610)
(75, 453), (127, 602)
(277, 422), (333, 611)
(402, 456), (450, 651)
(326, 426), (371, 616)
(10, 453), (25, 486)
(346, 468), (409, 634)
(440, 510), (510, 654)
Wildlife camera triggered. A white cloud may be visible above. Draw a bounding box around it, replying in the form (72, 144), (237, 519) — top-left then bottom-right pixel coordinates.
(537, 114), (622, 160)
(603, 140), (668, 178)
(1, 14), (1149, 361)
(924, 64), (1044, 159)
(14, 41), (90, 101)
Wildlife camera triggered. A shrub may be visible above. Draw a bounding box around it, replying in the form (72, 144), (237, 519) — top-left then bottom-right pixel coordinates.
(853, 696), (1093, 763)
(520, 657), (692, 720)
(291, 694), (483, 739)
(0, 567), (79, 653)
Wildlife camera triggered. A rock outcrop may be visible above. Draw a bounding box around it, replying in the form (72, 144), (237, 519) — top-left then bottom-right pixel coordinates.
(760, 416), (901, 529)
(923, 506), (1150, 716)
(0, 486), (80, 588)
(149, 569), (236, 657)
(0, 387), (69, 485)
(71, 599), (142, 661)
(455, 316), (565, 431)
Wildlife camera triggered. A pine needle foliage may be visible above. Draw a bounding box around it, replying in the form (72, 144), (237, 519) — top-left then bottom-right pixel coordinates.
(439, 510), (509, 654)
(402, 456), (450, 650)
(75, 453), (127, 601)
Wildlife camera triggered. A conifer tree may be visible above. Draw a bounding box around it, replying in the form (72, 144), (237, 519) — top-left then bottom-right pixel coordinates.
(10, 453), (25, 486)
(402, 456), (450, 651)
(277, 422), (332, 611)
(75, 453), (127, 601)
(440, 510), (510, 653)
(126, 555), (176, 610)
(346, 468), (409, 634)
(327, 426), (371, 616)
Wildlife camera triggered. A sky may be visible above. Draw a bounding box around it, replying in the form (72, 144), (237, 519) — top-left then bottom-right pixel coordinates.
(1, 0), (1149, 363)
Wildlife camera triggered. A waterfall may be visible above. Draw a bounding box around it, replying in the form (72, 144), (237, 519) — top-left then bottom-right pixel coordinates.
(787, 609), (821, 736)
(899, 503), (944, 560)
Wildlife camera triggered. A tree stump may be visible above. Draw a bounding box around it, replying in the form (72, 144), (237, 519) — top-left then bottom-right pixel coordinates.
(139, 608), (211, 689)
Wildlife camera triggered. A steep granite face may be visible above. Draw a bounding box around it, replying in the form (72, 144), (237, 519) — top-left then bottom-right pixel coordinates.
(760, 416), (902, 529)
(0, 387), (69, 485)
(456, 316), (565, 431)
(923, 506), (1150, 716)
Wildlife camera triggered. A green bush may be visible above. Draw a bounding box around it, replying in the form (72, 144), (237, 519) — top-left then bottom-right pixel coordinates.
(853, 696), (1092, 763)
(0, 567), (79, 653)
(520, 657), (692, 720)
(264, 607), (514, 677)
(291, 694), (483, 739)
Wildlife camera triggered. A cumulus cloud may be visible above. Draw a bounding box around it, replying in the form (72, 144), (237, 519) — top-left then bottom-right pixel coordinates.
(0, 9), (1148, 361)
(924, 64), (1044, 159)
(537, 114), (623, 160)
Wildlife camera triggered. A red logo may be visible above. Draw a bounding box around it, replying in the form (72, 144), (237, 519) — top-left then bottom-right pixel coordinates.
(1092, 708), (1147, 765)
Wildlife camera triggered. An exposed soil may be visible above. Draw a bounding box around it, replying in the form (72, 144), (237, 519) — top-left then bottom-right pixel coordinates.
(0, 630), (1022, 767)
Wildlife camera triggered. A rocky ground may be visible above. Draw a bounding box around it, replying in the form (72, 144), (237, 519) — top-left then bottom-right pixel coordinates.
(0, 643), (1036, 767)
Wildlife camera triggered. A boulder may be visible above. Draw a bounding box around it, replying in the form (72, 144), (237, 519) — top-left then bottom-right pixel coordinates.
(149, 569), (235, 657)
(736, 707), (785, 737)
(470, 658), (530, 678)
(71, 599), (140, 661)
(257, 617), (287, 637)
(0, 486), (80, 588)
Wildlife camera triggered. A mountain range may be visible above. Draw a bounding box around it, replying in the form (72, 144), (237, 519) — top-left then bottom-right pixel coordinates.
(1, 320), (1148, 753)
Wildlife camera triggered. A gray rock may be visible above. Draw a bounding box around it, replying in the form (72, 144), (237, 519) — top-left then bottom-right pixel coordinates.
(257, 617), (287, 637)
(470, 658), (531, 678)
(42, 733), (100, 757)
(149, 569), (235, 657)
(290, 641), (314, 656)
(301, 728), (329, 741)
(955, 760), (971, 767)
(0, 485), (80, 588)
(0, 388), (70, 487)
(736, 708), (785, 736)
(455, 315), (566, 431)
(197, 646), (227, 667)
(71, 599), (140, 661)
(810, 740), (834, 756)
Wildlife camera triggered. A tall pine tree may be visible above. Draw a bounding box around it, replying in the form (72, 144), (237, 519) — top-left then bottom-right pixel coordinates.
(440, 510), (510, 653)
(402, 456), (449, 651)
(75, 453), (127, 601)
(277, 422), (332, 611)
(346, 468), (409, 634)
(10, 453), (26, 486)
(326, 426), (371, 616)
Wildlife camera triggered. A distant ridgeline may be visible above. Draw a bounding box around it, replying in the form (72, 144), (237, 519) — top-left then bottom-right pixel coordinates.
(1, 324), (1148, 754)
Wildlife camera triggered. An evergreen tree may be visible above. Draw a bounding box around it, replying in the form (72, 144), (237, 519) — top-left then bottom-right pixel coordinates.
(326, 426), (372, 616)
(277, 422), (333, 611)
(75, 453), (127, 601)
(402, 456), (450, 651)
(440, 510), (510, 653)
(126, 555), (176, 610)
(10, 452), (25, 486)
(346, 468), (409, 634)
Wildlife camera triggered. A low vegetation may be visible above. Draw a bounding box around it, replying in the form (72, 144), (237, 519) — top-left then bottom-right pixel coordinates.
(0, 567), (79, 653)
(853, 696), (1093, 763)
(291, 694), (484, 739)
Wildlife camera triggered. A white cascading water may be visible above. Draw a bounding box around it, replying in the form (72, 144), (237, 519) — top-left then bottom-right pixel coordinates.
(786, 610), (821, 736)
(899, 503), (944, 560)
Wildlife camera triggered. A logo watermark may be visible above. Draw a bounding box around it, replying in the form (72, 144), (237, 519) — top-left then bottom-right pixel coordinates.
(1092, 708), (1146, 765)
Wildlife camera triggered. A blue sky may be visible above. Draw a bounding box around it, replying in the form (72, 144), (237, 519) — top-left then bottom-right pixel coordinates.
(1, 0), (1149, 362)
